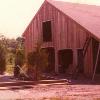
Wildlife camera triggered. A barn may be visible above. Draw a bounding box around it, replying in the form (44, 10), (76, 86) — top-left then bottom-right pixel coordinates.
(22, 0), (100, 79)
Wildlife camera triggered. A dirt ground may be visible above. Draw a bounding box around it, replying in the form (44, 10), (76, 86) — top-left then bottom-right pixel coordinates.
(0, 82), (100, 100)
(0, 74), (100, 100)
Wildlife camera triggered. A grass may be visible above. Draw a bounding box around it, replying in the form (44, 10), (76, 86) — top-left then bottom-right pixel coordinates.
(6, 64), (14, 74)
(5, 52), (15, 74)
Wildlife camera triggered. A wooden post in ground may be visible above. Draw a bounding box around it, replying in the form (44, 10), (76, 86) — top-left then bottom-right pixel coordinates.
(55, 49), (59, 74)
(73, 49), (78, 70)
(92, 42), (100, 81)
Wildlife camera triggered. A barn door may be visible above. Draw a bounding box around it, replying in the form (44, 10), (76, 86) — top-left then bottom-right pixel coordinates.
(48, 48), (55, 72)
(42, 47), (55, 73)
(58, 49), (73, 73)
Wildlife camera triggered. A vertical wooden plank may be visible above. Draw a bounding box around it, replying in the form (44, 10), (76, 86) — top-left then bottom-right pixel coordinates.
(65, 17), (68, 48)
(66, 17), (69, 47)
(58, 12), (61, 49)
(31, 22), (34, 50)
(84, 35), (93, 77)
(73, 22), (78, 69)
(67, 19), (70, 48)
(53, 7), (59, 73)
(30, 24), (32, 51)
(55, 49), (59, 73)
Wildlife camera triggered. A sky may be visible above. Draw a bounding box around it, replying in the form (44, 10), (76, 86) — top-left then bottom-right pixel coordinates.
(0, 0), (100, 39)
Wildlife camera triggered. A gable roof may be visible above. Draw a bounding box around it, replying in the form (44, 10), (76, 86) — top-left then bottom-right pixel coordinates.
(47, 0), (100, 40)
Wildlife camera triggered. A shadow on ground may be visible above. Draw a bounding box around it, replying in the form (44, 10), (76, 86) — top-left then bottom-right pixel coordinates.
(0, 75), (13, 82)
(0, 74), (100, 91)
(0, 85), (33, 91)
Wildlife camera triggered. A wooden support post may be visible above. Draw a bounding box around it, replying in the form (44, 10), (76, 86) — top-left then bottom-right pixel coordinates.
(73, 25), (77, 70)
(73, 49), (78, 69)
(83, 37), (91, 57)
(92, 43), (100, 81)
(55, 49), (59, 73)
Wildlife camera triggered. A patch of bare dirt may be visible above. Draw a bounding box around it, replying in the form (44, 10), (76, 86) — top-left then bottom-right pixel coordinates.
(0, 82), (100, 100)
(0, 74), (100, 100)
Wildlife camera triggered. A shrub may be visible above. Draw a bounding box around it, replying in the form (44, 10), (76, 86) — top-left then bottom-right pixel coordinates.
(15, 49), (25, 66)
(14, 49), (25, 77)
(0, 45), (6, 74)
(27, 42), (48, 80)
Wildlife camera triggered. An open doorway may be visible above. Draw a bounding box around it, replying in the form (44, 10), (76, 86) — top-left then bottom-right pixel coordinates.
(58, 49), (73, 73)
(42, 47), (55, 73)
(92, 38), (100, 74)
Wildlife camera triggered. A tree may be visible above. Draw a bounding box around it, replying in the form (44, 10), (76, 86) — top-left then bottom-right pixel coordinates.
(0, 35), (6, 74)
(27, 42), (48, 80)
(16, 37), (25, 50)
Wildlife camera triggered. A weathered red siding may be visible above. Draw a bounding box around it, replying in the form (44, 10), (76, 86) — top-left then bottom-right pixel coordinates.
(23, 1), (94, 76)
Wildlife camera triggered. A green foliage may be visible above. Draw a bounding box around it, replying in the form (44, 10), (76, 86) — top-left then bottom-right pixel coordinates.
(27, 52), (36, 66)
(0, 44), (6, 74)
(16, 37), (25, 50)
(0, 35), (25, 75)
(27, 42), (48, 80)
(15, 49), (25, 66)
(6, 52), (15, 74)
(14, 49), (25, 77)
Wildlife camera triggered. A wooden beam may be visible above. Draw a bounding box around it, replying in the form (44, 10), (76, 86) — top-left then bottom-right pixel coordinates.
(92, 42), (100, 81)
(55, 49), (59, 73)
(83, 37), (91, 57)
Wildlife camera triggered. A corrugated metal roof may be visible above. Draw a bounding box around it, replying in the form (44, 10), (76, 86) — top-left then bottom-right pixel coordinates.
(47, 0), (100, 40)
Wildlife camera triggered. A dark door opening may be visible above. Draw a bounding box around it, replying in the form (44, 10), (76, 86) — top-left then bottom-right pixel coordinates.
(58, 49), (73, 73)
(92, 38), (100, 74)
(77, 49), (84, 73)
(42, 21), (52, 42)
(42, 47), (55, 73)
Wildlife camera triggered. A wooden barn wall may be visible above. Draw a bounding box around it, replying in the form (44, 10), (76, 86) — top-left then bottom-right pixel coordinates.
(84, 39), (93, 77)
(23, 1), (93, 75)
(24, 2), (89, 51)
